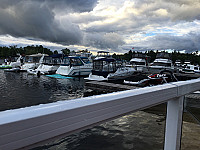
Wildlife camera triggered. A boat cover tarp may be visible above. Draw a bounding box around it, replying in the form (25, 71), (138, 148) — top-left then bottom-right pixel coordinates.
(46, 74), (74, 79)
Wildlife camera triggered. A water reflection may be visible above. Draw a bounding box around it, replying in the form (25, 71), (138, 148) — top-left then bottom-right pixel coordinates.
(0, 70), (84, 111)
(32, 111), (165, 150)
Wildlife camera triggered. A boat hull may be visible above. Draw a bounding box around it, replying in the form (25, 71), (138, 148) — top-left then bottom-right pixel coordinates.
(56, 65), (92, 77)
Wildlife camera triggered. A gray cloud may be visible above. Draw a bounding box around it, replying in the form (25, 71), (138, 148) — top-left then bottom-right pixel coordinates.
(84, 32), (125, 51)
(0, 0), (97, 45)
(0, 0), (200, 53)
(141, 31), (200, 52)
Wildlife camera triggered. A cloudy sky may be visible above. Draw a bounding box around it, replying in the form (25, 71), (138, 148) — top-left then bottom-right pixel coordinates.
(0, 0), (200, 53)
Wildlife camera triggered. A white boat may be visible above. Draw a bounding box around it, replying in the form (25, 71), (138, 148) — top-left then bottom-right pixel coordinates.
(126, 54), (149, 72)
(9, 55), (23, 68)
(4, 68), (20, 72)
(181, 64), (200, 74)
(85, 57), (136, 81)
(27, 54), (63, 75)
(56, 56), (92, 76)
(20, 53), (47, 71)
(148, 52), (175, 73)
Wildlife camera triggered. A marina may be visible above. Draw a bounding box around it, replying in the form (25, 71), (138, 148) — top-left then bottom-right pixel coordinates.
(0, 67), (200, 150)
(1, 49), (200, 150)
(0, 1), (200, 149)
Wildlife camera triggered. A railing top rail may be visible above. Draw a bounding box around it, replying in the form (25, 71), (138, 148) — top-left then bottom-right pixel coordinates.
(1, 78), (200, 149)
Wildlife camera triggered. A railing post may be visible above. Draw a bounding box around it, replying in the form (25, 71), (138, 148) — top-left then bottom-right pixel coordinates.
(164, 96), (184, 150)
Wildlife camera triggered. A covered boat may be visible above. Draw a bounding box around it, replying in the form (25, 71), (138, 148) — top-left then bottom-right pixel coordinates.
(86, 57), (136, 81)
(148, 52), (175, 73)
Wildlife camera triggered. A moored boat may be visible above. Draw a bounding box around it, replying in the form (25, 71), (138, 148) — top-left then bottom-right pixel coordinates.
(56, 56), (92, 76)
(0, 65), (12, 69)
(20, 53), (47, 71)
(148, 52), (175, 73)
(85, 56), (136, 81)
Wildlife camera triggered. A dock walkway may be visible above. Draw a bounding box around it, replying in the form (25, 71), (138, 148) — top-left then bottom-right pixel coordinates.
(86, 80), (200, 100)
(85, 81), (138, 92)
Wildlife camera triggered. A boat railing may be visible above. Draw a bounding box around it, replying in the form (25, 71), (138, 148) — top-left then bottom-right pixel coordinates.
(1, 79), (200, 150)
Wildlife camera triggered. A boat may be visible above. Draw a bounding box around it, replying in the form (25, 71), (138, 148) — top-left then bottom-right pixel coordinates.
(148, 52), (175, 73)
(124, 70), (178, 87)
(181, 64), (200, 74)
(9, 55), (23, 68)
(27, 54), (63, 75)
(126, 53), (149, 72)
(4, 67), (20, 72)
(0, 65), (12, 69)
(85, 56), (136, 81)
(20, 53), (47, 71)
(56, 56), (92, 76)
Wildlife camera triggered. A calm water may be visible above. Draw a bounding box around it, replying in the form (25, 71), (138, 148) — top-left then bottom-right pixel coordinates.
(0, 70), (85, 111)
(0, 70), (166, 150)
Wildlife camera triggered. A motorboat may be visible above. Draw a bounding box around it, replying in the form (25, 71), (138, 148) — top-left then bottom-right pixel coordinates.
(9, 55), (23, 68)
(4, 67), (20, 72)
(27, 54), (63, 75)
(124, 70), (178, 87)
(126, 53), (149, 72)
(20, 53), (47, 71)
(56, 56), (92, 76)
(181, 64), (200, 74)
(148, 52), (175, 73)
(0, 65), (12, 69)
(85, 57), (136, 81)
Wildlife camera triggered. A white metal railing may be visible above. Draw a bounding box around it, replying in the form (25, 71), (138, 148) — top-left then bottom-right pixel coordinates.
(1, 79), (200, 150)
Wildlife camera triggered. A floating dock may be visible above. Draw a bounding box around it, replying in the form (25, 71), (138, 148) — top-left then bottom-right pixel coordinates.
(85, 81), (138, 93)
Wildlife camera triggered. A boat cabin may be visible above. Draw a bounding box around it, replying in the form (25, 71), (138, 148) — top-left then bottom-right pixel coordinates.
(61, 56), (84, 66)
(151, 59), (173, 67)
(92, 57), (117, 78)
(43, 54), (63, 65)
(24, 53), (47, 63)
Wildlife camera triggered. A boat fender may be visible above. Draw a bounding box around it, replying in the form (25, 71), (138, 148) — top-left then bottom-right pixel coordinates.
(37, 71), (41, 77)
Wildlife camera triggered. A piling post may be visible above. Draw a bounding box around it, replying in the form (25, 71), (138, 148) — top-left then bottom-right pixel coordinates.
(164, 96), (184, 150)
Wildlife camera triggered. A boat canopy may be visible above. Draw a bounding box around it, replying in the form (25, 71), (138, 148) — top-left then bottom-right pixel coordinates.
(49, 54), (64, 58)
(80, 57), (91, 64)
(61, 56), (84, 66)
(93, 57), (115, 62)
(28, 53), (48, 57)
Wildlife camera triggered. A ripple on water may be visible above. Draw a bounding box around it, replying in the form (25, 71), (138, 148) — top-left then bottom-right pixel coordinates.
(0, 70), (85, 111)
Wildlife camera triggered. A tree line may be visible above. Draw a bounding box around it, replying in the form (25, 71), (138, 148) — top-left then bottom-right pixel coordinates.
(112, 50), (200, 65)
(0, 45), (72, 58)
(1, 45), (200, 65)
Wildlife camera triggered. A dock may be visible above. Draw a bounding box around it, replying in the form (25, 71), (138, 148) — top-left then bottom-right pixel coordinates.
(85, 80), (200, 100)
(85, 81), (138, 93)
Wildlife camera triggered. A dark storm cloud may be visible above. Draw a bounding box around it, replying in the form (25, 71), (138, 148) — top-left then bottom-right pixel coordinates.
(146, 31), (200, 52)
(0, 0), (98, 45)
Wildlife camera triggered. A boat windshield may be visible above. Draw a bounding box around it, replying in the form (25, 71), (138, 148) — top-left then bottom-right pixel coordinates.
(93, 60), (116, 72)
(61, 57), (83, 66)
(130, 61), (145, 66)
(152, 62), (171, 67)
(81, 58), (91, 64)
(43, 57), (62, 64)
(24, 56), (40, 63)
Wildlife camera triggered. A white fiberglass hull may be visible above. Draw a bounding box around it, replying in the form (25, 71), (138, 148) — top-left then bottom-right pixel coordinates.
(36, 64), (59, 74)
(56, 65), (92, 76)
(85, 73), (108, 81)
(20, 63), (39, 71)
